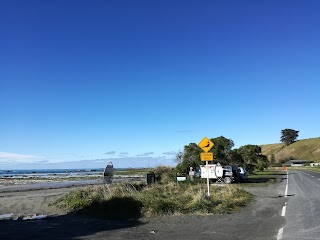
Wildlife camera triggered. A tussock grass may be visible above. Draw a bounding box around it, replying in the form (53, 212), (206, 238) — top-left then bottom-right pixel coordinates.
(53, 182), (252, 219)
(261, 143), (285, 157)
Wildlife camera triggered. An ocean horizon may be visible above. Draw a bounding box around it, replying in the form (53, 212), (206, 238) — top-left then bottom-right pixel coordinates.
(0, 168), (142, 178)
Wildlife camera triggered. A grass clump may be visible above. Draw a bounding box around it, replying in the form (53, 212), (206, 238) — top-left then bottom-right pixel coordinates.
(54, 189), (94, 211)
(53, 182), (252, 220)
(211, 185), (252, 213)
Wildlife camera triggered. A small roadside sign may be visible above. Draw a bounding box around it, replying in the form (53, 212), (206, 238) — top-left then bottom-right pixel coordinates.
(198, 137), (215, 197)
(103, 162), (114, 184)
(200, 152), (213, 161)
(198, 137), (214, 152)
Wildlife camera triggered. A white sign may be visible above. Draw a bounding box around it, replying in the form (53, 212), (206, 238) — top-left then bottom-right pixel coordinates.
(177, 176), (187, 182)
(200, 164), (223, 179)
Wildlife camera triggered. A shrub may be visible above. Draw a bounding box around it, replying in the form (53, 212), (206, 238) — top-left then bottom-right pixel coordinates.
(153, 165), (176, 183)
(53, 189), (93, 211)
(53, 182), (252, 219)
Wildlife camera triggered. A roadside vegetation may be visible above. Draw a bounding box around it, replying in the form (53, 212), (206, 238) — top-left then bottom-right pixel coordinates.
(241, 169), (287, 187)
(175, 136), (269, 174)
(53, 167), (252, 220)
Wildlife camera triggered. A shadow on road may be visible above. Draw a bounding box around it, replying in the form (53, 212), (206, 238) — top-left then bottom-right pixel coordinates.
(245, 177), (286, 184)
(260, 194), (295, 199)
(0, 213), (143, 240)
(0, 196), (144, 240)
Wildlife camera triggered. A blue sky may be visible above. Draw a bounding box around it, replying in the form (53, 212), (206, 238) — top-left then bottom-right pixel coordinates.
(1, 0), (320, 169)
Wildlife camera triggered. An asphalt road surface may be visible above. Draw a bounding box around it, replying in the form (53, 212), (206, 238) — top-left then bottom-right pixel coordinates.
(280, 170), (320, 240)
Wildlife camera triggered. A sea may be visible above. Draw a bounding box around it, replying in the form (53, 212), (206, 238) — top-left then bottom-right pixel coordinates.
(0, 168), (110, 179)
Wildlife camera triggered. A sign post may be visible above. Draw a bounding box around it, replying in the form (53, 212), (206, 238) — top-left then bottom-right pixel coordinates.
(103, 161), (114, 184)
(198, 137), (214, 196)
(206, 161), (210, 196)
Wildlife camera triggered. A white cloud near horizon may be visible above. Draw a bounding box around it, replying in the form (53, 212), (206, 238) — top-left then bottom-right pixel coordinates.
(136, 152), (154, 157)
(0, 152), (177, 169)
(105, 151), (116, 155)
(0, 152), (47, 164)
(162, 151), (177, 156)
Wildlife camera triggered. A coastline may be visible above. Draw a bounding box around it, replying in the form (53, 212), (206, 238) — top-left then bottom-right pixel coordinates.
(0, 175), (144, 191)
(0, 175), (145, 220)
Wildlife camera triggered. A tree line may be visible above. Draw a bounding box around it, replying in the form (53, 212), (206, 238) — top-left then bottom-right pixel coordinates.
(175, 128), (299, 174)
(175, 136), (269, 174)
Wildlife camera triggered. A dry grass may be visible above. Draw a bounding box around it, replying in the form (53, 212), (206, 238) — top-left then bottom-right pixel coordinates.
(260, 143), (284, 157)
(261, 138), (320, 162)
(53, 182), (252, 219)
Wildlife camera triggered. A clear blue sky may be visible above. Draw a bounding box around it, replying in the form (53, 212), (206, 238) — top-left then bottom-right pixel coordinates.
(1, 0), (319, 169)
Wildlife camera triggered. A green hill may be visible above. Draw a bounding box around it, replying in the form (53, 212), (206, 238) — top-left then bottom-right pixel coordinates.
(260, 137), (320, 162)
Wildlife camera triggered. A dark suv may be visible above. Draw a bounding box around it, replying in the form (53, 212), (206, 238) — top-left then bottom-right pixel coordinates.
(222, 165), (248, 183)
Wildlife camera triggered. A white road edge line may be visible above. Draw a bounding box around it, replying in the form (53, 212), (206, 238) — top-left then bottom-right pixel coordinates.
(281, 206), (286, 216)
(277, 227), (284, 240)
(285, 170), (288, 197)
(277, 170), (289, 240)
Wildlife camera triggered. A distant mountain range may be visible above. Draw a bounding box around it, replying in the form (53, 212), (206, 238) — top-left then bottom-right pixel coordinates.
(260, 137), (320, 162)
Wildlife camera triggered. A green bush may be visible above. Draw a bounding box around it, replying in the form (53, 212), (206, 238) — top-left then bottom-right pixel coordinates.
(54, 189), (93, 211)
(151, 165), (176, 183)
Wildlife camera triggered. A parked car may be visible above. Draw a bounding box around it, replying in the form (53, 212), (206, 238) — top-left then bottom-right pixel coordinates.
(237, 166), (248, 181)
(199, 165), (248, 184)
(222, 165), (237, 184)
(223, 165), (248, 183)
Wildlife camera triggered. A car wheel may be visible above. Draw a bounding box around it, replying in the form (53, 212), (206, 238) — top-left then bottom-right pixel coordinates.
(224, 177), (232, 184)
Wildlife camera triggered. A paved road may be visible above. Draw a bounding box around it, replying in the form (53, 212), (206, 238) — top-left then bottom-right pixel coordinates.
(280, 170), (320, 240)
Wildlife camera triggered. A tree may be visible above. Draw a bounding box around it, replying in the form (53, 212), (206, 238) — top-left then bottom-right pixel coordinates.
(175, 136), (235, 174)
(280, 129), (299, 146)
(270, 154), (276, 166)
(210, 136), (234, 165)
(229, 149), (244, 166)
(175, 151), (183, 164)
(256, 155), (270, 171)
(175, 143), (202, 174)
(237, 145), (268, 172)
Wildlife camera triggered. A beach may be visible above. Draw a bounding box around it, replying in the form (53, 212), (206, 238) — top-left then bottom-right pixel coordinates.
(0, 172), (148, 239)
(0, 169), (144, 218)
(0, 186), (72, 216)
